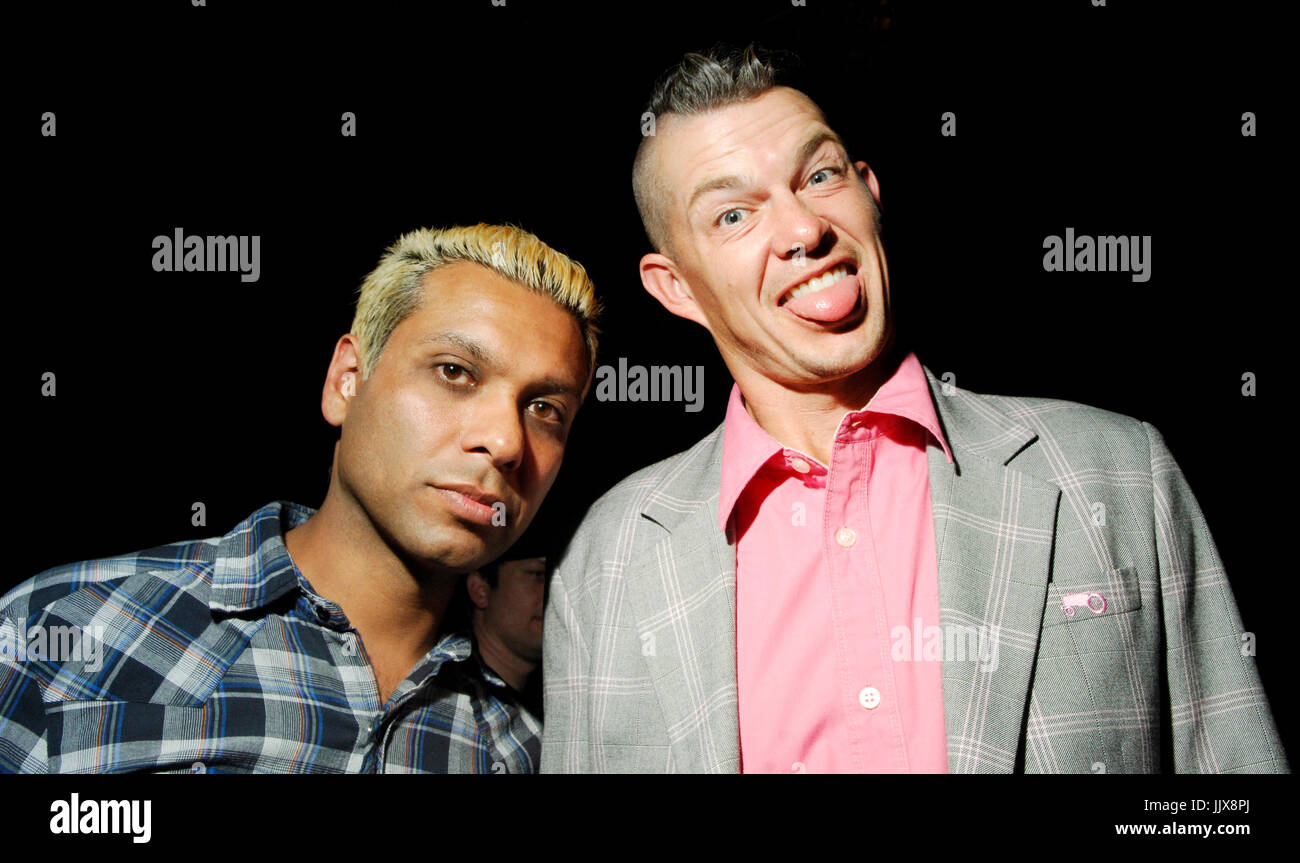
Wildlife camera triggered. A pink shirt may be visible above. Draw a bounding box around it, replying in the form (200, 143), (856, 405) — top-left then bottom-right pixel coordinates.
(721, 352), (954, 773)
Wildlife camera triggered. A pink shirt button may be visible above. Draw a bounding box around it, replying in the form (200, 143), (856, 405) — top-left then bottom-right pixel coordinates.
(858, 686), (882, 710)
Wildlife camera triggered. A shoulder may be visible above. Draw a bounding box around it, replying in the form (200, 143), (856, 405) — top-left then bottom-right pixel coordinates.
(958, 383), (1156, 468)
(551, 425), (724, 593)
(0, 536), (221, 628)
(573, 424), (723, 534)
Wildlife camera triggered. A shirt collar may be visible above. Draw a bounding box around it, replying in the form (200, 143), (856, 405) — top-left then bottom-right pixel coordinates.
(470, 636), (515, 692)
(209, 501), (317, 614)
(717, 351), (954, 531)
(864, 351), (954, 465)
(207, 502), (481, 692)
(406, 631), (475, 686)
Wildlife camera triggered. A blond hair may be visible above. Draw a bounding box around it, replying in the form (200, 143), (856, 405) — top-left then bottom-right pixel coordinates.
(351, 224), (601, 395)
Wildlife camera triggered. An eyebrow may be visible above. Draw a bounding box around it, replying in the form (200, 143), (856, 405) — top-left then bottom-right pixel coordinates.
(531, 377), (579, 400)
(419, 331), (493, 366)
(419, 330), (579, 400)
(685, 128), (848, 215)
(686, 173), (752, 215)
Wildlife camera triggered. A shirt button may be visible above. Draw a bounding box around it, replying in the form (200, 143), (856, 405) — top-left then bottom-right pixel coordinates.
(858, 686), (881, 710)
(790, 457), (811, 474)
(835, 527), (857, 547)
(191, 761), (207, 773)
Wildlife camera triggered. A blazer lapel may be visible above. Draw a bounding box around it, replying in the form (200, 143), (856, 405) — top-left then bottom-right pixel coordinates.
(623, 427), (741, 773)
(619, 367), (1062, 775)
(922, 366), (1061, 773)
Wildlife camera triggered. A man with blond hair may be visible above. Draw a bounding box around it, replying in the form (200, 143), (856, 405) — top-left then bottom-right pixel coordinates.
(0, 223), (599, 773)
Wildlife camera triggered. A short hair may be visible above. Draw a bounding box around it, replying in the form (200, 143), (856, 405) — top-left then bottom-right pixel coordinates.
(632, 45), (784, 255)
(631, 44), (877, 256)
(351, 223), (602, 397)
(477, 527), (551, 590)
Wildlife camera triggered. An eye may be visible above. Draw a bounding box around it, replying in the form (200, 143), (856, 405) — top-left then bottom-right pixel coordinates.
(528, 400), (565, 424)
(436, 363), (474, 385)
(718, 208), (745, 227)
(809, 166), (842, 186)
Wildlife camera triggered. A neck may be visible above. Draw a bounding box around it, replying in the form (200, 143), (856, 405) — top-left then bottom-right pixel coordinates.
(732, 341), (904, 466)
(285, 482), (457, 668)
(472, 617), (537, 693)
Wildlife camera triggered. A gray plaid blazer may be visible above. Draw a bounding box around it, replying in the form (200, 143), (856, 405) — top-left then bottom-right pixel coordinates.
(541, 365), (1288, 773)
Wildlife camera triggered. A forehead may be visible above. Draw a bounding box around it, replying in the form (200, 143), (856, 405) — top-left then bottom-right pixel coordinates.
(406, 261), (552, 322)
(388, 261), (586, 376)
(655, 87), (834, 199)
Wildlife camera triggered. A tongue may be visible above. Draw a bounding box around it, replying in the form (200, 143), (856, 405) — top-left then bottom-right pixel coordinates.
(783, 274), (859, 323)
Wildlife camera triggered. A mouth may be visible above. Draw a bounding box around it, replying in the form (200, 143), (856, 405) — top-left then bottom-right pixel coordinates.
(430, 484), (505, 527)
(778, 262), (857, 305)
(776, 261), (863, 324)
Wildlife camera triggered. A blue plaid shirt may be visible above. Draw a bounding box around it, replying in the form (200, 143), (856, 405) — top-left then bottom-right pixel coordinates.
(0, 502), (541, 773)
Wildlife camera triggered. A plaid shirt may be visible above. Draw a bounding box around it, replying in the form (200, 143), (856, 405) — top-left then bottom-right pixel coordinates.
(0, 502), (541, 773)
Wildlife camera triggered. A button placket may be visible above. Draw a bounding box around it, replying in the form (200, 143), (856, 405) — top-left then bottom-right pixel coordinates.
(822, 430), (894, 770)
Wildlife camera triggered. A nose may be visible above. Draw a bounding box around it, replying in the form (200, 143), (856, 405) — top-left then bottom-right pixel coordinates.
(770, 189), (829, 260)
(462, 392), (526, 474)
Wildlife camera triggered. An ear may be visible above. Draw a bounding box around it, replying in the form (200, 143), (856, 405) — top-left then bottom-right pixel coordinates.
(639, 252), (710, 329)
(854, 160), (881, 205)
(466, 571), (491, 610)
(322, 334), (363, 427)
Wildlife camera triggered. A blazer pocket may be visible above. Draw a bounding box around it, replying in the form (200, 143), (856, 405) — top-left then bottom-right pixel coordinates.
(45, 699), (260, 774)
(1042, 565), (1142, 629)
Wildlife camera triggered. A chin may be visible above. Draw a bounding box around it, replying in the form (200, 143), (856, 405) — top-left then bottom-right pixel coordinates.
(401, 524), (496, 573)
(795, 346), (879, 381)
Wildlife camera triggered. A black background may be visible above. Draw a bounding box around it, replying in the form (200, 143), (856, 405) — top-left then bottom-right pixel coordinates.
(13, 1), (1292, 760)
